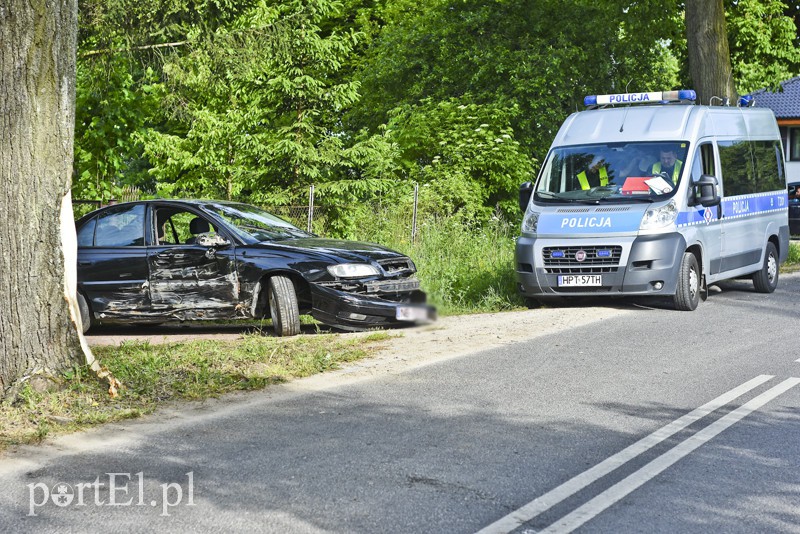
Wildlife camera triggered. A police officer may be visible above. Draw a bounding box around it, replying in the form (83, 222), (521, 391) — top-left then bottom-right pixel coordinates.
(577, 159), (609, 190)
(651, 148), (683, 183)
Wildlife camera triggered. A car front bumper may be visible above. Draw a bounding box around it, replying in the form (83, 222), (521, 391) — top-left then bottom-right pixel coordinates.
(309, 283), (436, 331)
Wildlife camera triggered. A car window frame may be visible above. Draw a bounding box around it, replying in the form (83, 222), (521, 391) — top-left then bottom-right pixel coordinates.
(148, 203), (237, 248)
(80, 203), (147, 248)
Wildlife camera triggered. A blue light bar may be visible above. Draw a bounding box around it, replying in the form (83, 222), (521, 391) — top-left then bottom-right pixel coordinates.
(584, 90), (697, 107)
(738, 95), (754, 107)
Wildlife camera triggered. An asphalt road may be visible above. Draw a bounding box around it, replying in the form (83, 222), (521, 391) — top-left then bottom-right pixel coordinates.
(1, 272), (799, 533)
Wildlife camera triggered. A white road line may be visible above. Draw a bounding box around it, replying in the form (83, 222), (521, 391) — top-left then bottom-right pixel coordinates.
(795, 358), (800, 363)
(475, 375), (775, 534)
(540, 376), (800, 534)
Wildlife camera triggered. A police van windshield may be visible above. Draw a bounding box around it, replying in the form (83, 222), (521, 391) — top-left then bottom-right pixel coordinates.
(534, 142), (689, 203)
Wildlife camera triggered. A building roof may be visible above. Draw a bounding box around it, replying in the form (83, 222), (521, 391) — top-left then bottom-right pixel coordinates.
(749, 76), (800, 119)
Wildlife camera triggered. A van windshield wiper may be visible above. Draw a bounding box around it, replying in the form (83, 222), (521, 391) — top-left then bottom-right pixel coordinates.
(614, 196), (655, 203)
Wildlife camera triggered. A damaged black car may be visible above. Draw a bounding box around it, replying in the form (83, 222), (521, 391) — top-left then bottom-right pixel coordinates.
(75, 200), (435, 336)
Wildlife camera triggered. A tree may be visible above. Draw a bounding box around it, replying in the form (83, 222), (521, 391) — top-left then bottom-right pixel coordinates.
(686, 0), (737, 105)
(349, 0), (683, 164)
(0, 0), (114, 398)
(73, 0), (261, 201)
(141, 0), (394, 206)
(727, 0), (800, 93)
(384, 96), (535, 220)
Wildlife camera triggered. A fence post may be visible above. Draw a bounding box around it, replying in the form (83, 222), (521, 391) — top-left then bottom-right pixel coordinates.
(307, 184), (315, 233)
(411, 182), (419, 243)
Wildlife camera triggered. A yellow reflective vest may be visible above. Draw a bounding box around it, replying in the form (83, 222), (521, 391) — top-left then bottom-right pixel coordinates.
(652, 160), (683, 183)
(577, 167), (608, 190)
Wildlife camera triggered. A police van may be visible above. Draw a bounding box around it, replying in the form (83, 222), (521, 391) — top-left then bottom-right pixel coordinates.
(516, 90), (790, 310)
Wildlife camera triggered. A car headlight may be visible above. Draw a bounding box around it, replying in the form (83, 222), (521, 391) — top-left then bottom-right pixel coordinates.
(522, 206), (540, 234)
(640, 199), (678, 230)
(327, 263), (381, 278)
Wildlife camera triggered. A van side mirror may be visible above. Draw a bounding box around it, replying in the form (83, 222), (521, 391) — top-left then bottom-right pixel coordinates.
(519, 181), (533, 213)
(695, 175), (721, 207)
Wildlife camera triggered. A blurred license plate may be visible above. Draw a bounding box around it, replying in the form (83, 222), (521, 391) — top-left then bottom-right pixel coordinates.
(558, 275), (602, 287)
(396, 306), (428, 321)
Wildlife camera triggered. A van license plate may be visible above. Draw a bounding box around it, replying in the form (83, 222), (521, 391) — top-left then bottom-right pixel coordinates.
(558, 275), (602, 287)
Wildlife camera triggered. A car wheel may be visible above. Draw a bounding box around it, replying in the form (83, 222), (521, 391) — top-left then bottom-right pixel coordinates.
(268, 276), (300, 336)
(673, 252), (700, 311)
(77, 292), (91, 334)
(752, 242), (779, 293)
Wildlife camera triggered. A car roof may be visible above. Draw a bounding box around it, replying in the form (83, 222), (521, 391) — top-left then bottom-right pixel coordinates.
(75, 199), (244, 224)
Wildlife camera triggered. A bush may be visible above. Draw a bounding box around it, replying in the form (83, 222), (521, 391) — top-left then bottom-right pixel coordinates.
(786, 241), (800, 266)
(349, 206), (522, 315)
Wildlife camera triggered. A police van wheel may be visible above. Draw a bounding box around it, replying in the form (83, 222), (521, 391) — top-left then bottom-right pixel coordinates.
(752, 242), (779, 293)
(673, 252), (700, 311)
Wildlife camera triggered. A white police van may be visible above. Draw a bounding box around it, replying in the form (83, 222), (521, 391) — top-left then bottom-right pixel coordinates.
(516, 90), (790, 310)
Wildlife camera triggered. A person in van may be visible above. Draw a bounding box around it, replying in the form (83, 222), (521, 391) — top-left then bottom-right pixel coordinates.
(650, 148), (683, 183)
(576, 157), (609, 190)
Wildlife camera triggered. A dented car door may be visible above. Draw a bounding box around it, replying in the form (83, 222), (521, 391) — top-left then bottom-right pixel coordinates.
(76, 203), (150, 319)
(146, 206), (240, 320)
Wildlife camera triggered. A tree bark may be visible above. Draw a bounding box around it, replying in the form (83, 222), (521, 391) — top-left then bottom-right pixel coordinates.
(0, 0), (86, 396)
(686, 0), (737, 106)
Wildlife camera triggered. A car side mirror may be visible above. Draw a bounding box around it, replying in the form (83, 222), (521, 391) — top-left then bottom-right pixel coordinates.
(196, 233), (231, 248)
(695, 174), (721, 207)
(519, 181), (533, 213)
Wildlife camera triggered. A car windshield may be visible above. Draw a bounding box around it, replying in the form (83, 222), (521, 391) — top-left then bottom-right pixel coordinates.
(203, 202), (313, 242)
(534, 141), (690, 203)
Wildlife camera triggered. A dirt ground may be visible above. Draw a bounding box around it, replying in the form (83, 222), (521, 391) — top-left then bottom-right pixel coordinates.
(85, 305), (635, 382)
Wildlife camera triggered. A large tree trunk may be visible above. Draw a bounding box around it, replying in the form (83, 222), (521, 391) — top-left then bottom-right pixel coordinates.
(0, 0), (88, 396)
(686, 0), (737, 106)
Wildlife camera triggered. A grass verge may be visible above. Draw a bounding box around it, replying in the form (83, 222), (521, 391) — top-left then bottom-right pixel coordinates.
(0, 331), (391, 454)
(783, 241), (800, 272)
(350, 211), (522, 315)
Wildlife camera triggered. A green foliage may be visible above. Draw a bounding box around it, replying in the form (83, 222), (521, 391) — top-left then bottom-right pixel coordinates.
(385, 96), (535, 221)
(670, 0), (800, 94)
(786, 241), (800, 267)
(73, 0), (259, 200)
(349, 0), (684, 161)
(347, 206), (522, 314)
(74, 51), (161, 201)
(139, 0), (396, 204)
(727, 0), (800, 93)
(408, 216), (521, 314)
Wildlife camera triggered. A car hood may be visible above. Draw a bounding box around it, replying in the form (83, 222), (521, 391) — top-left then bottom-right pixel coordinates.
(252, 237), (406, 263)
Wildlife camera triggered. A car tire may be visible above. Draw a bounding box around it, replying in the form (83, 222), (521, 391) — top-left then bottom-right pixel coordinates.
(77, 292), (91, 334)
(673, 252), (700, 311)
(268, 276), (300, 337)
(752, 241), (779, 293)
